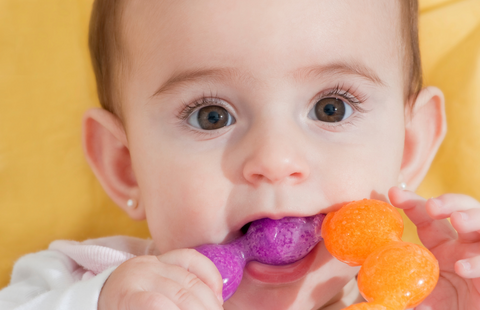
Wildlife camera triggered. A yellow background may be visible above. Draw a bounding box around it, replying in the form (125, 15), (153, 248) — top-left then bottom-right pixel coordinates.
(1, 0), (479, 287)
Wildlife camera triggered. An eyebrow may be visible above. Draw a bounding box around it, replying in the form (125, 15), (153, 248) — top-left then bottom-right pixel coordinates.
(151, 67), (255, 97)
(152, 61), (385, 98)
(292, 61), (386, 87)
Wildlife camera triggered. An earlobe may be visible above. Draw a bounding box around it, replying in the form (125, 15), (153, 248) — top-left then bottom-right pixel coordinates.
(82, 108), (146, 220)
(400, 86), (447, 190)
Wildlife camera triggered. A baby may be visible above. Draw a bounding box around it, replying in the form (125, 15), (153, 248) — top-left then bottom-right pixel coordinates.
(1, 0), (480, 309)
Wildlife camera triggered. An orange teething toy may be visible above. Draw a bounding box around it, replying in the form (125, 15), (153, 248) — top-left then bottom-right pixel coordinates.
(322, 199), (439, 310)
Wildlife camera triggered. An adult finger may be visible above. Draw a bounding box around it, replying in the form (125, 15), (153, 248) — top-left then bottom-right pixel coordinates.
(388, 187), (457, 249)
(157, 249), (224, 303)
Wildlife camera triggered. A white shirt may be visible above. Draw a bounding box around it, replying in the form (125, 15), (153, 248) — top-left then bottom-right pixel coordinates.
(0, 236), (156, 310)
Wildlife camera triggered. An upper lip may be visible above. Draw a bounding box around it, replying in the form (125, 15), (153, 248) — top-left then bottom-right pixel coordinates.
(223, 211), (326, 244)
(222, 200), (347, 244)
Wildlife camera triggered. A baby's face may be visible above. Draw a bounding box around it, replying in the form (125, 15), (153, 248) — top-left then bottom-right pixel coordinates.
(121, 0), (405, 308)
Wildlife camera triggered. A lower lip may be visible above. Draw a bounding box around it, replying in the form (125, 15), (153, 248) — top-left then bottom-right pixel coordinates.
(244, 242), (319, 284)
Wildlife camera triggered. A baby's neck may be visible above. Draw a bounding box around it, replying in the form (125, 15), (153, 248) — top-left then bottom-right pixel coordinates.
(321, 277), (364, 310)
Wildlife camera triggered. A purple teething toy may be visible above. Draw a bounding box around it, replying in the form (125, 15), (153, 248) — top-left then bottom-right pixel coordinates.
(195, 214), (325, 300)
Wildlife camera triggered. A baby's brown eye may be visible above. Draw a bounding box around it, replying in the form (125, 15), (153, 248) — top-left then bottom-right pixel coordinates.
(188, 105), (235, 130)
(310, 98), (353, 123)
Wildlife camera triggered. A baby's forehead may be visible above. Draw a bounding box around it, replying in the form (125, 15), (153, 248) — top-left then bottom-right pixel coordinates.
(120, 0), (404, 95)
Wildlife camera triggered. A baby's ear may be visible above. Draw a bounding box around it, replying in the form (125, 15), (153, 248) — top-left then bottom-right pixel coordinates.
(400, 86), (447, 190)
(82, 108), (145, 220)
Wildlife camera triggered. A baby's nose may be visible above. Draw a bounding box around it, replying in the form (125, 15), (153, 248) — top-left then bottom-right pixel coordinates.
(243, 156), (308, 185)
(242, 135), (310, 186)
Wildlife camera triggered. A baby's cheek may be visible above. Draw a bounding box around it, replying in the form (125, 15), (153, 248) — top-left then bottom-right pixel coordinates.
(145, 157), (234, 251)
(312, 135), (399, 201)
(317, 162), (390, 204)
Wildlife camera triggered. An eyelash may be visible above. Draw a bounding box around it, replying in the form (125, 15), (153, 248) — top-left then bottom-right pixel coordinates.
(177, 96), (229, 121)
(177, 84), (368, 129)
(317, 83), (368, 113)
(308, 84), (369, 130)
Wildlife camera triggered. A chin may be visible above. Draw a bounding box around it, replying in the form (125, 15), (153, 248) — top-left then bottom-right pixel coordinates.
(223, 243), (355, 310)
(225, 287), (314, 310)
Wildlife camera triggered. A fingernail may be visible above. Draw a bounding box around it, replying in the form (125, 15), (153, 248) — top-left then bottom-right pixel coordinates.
(459, 212), (469, 221)
(459, 260), (471, 272)
(217, 293), (224, 304)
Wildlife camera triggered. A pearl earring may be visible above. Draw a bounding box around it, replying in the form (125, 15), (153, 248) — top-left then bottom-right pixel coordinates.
(399, 182), (407, 190)
(127, 199), (137, 209)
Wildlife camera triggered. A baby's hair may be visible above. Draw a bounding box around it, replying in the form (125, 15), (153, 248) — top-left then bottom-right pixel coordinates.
(88, 0), (422, 118)
(88, 0), (127, 118)
(401, 0), (423, 106)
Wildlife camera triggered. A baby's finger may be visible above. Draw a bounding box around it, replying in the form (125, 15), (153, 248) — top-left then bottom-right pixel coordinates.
(156, 262), (224, 309)
(145, 276), (212, 310)
(157, 249), (224, 303)
(126, 291), (181, 310)
(455, 255), (480, 279)
(388, 187), (457, 249)
(427, 193), (480, 220)
(450, 208), (480, 243)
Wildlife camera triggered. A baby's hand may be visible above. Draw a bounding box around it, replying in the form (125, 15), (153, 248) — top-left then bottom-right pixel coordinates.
(98, 249), (224, 310)
(389, 187), (480, 309)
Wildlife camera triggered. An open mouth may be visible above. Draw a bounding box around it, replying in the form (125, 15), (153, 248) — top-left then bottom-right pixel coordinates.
(240, 222), (252, 235)
(239, 213), (325, 284)
(197, 213), (325, 299)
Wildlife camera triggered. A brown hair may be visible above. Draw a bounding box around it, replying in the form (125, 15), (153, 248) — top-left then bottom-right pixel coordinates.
(401, 0), (423, 106)
(88, 0), (422, 115)
(89, 0), (127, 117)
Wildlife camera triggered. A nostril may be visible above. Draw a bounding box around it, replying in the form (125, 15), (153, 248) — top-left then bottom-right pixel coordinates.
(251, 174), (264, 182)
(240, 222), (252, 235)
(290, 172), (302, 179)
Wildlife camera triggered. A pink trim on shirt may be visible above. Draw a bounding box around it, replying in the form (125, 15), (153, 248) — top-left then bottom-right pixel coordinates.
(49, 236), (157, 277)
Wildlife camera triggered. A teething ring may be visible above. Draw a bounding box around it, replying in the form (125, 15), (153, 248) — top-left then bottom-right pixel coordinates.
(322, 199), (439, 310)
